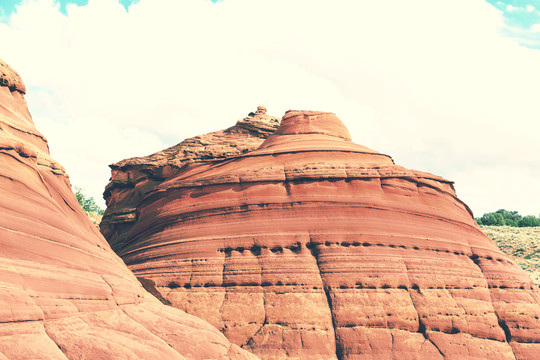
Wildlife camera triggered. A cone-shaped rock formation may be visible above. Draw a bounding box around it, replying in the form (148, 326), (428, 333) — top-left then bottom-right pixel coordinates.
(106, 110), (540, 359)
(0, 58), (257, 359)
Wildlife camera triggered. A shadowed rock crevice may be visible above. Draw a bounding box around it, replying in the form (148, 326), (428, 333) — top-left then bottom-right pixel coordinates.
(307, 237), (340, 359)
(467, 252), (522, 359)
(243, 292), (268, 350)
(405, 264), (445, 358)
(498, 316), (513, 343)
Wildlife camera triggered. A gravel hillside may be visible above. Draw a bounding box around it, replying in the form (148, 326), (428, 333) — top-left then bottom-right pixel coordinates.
(481, 225), (540, 287)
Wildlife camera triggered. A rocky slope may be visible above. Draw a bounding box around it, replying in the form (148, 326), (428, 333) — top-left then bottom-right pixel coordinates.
(0, 57), (256, 360)
(104, 110), (540, 359)
(482, 225), (540, 287)
(101, 106), (280, 252)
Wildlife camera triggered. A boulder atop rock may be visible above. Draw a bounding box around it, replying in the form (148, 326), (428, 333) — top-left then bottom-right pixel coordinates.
(0, 58), (257, 360)
(105, 110), (540, 359)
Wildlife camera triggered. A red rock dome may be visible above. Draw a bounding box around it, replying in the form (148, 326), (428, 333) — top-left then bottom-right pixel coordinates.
(272, 110), (352, 139)
(108, 110), (540, 359)
(0, 57), (256, 359)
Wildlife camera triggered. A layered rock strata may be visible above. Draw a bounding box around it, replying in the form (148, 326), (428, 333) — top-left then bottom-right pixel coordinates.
(108, 110), (540, 359)
(0, 57), (256, 360)
(101, 106), (280, 251)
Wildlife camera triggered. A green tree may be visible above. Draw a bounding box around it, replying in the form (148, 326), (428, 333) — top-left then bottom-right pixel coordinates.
(504, 219), (519, 227)
(477, 212), (505, 226)
(74, 187), (104, 215)
(495, 209), (522, 226)
(476, 209), (540, 227)
(518, 215), (540, 227)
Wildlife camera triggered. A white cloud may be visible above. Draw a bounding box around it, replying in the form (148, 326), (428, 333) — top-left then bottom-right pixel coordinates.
(506, 3), (536, 14)
(1, 0), (539, 217)
(506, 4), (519, 12)
(500, 22), (540, 48)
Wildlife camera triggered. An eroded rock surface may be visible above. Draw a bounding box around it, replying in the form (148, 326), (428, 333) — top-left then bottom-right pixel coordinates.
(106, 110), (540, 359)
(0, 57), (257, 360)
(101, 105), (280, 251)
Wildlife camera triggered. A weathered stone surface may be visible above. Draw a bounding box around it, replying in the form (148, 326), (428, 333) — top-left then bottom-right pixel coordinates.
(101, 105), (280, 251)
(0, 57), (257, 360)
(0, 59), (25, 93)
(106, 109), (540, 359)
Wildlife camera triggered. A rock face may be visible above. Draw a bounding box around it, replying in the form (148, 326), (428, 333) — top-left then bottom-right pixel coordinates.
(0, 57), (257, 360)
(101, 105), (280, 251)
(105, 109), (540, 359)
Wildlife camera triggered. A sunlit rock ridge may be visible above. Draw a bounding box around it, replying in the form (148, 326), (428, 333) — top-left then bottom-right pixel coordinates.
(0, 57), (256, 359)
(104, 108), (540, 360)
(101, 105), (280, 250)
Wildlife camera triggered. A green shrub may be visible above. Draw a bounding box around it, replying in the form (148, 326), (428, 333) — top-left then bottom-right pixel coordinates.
(74, 186), (104, 215)
(477, 212), (505, 226)
(476, 209), (539, 227)
(524, 249), (540, 260)
(495, 209), (521, 226)
(504, 219), (518, 227)
(519, 215), (540, 227)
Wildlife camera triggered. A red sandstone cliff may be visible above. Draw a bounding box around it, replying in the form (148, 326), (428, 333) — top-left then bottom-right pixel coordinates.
(101, 106), (280, 252)
(0, 58), (257, 359)
(105, 110), (540, 359)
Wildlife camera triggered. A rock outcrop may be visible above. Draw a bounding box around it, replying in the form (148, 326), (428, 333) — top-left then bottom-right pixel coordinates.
(106, 110), (540, 359)
(101, 106), (280, 251)
(0, 57), (257, 359)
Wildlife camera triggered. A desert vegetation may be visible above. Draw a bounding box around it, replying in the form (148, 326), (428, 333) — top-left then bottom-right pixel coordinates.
(476, 209), (540, 227)
(476, 210), (539, 286)
(74, 186), (103, 225)
(481, 225), (540, 287)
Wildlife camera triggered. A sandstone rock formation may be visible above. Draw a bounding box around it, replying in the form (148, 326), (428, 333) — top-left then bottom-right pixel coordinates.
(101, 106), (280, 251)
(0, 57), (257, 359)
(106, 110), (540, 359)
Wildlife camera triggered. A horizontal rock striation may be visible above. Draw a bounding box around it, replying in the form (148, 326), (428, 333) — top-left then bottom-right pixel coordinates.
(0, 57), (257, 360)
(101, 106), (280, 252)
(108, 110), (540, 359)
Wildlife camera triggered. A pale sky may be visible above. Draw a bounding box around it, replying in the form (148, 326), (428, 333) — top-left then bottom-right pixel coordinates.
(1, 0), (539, 217)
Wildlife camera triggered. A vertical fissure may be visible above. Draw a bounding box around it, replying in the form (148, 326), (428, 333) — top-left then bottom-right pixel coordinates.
(307, 235), (342, 360)
(468, 254), (514, 347)
(497, 313), (512, 343)
(243, 291), (267, 349)
(42, 324), (71, 360)
(242, 246), (267, 350)
(403, 261), (445, 359)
